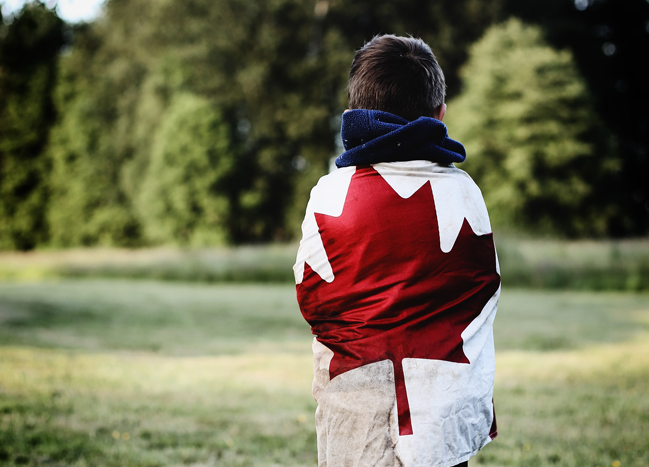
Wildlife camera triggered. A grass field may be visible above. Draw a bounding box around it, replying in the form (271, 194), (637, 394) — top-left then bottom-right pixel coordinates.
(0, 280), (648, 466)
(1, 236), (648, 290)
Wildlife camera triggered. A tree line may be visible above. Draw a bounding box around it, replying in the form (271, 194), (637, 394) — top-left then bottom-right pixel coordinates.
(1, 0), (647, 250)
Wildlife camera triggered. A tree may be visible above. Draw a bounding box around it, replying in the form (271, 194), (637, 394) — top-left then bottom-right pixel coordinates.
(137, 93), (234, 245)
(42, 0), (513, 248)
(47, 22), (143, 247)
(47, 0), (346, 245)
(502, 0), (649, 236)
(5, 0), (643, 249)
(446, 19), (617, 237)
(0, 2), (65, 250)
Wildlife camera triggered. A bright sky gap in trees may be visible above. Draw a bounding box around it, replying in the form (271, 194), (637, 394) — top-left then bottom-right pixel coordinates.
(1, 0), (104, 23)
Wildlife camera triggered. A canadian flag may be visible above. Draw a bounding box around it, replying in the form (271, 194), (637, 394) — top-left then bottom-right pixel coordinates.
(294, 161), (501, 467)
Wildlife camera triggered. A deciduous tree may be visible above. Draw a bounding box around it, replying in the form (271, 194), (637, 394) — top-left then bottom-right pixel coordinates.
(446, 19), (617, 236)
(0, 2), (64, 249)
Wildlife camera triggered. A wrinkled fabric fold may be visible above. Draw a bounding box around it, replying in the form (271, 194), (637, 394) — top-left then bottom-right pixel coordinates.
(335, 110), (466, 168)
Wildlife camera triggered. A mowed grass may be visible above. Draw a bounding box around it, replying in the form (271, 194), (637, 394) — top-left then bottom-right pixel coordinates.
(0, 281), (647, 466)
(1, 237), (648, 290)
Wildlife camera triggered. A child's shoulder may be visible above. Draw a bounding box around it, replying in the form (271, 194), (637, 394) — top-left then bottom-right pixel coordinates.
(310, 160), (493, 253)
(314, 161), (482, 196)
(372, 160), (482, 192)
(371, 161), (492, 239)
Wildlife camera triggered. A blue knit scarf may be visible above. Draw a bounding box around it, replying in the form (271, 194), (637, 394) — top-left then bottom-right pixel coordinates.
(335, 109), (466, 169)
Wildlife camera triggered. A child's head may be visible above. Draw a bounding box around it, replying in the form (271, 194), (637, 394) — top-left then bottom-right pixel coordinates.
(348, 34), (446, 122)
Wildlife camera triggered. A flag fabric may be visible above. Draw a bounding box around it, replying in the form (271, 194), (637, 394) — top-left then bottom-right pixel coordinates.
(294, 158), (501, 467)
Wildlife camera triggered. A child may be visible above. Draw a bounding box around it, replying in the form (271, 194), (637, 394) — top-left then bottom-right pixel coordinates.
(294, 34), (501, 467)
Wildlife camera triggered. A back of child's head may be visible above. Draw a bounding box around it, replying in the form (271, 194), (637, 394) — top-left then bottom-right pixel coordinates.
(348, 35), (446, 122)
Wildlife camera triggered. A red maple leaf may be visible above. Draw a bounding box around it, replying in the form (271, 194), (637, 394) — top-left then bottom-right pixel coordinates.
(297, 165), (500, 436)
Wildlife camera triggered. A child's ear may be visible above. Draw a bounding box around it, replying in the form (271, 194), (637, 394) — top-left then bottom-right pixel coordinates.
(434, 103), (447, 122)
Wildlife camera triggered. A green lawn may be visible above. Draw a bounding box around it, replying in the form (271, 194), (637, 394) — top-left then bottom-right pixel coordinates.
(0, 280), (648, 466)
(1, 237), (648, 290)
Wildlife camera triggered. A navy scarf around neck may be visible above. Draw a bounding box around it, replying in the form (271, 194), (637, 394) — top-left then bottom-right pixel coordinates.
(335, 109), (466, 169)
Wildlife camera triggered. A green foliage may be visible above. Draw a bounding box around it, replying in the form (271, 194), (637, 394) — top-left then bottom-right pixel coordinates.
(0, 2), (64, 250)
(0, 0), (513, 249)
(43, 0), (511, 248)
(45, 0), (352, 246)
(5, 1), (636, 248)
(47, 22), (143, 247)
(138, 93), (234, 245)
(503, 0), (649, 236)
(446, 19), (617, 237)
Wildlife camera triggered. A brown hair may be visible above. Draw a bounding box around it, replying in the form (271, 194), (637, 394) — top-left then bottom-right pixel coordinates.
(348, 34), (446, 121)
